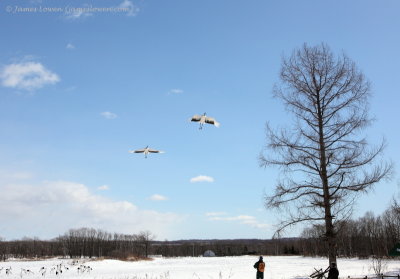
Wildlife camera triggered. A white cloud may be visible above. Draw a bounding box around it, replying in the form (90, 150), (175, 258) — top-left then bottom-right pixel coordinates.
(0, 180), (181, 240)
(190, 175), (214, 183)
(66, 43), (75, 49)
(149, 194), (168, 201)
(101, 111), (118, 119)
(97, 185), (109, 191)
(118, 0), (139, 16)
(207, 214), (269, 229)
(168, 89), (184, 95)
(206, 212), (226, 217)
(0, 62), (60, 91)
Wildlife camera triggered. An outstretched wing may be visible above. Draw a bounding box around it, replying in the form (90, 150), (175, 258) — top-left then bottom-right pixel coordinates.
(129, 149), (145, 153)
(205, 116), (220, 127)
(190, 114), (202, 122)
(148, 149), (164, 153)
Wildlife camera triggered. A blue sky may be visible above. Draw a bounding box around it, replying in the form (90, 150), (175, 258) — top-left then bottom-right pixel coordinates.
(0, 0), (399, 240)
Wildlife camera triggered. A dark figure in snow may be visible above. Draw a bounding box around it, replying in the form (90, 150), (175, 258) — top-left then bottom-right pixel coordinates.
(253, 256), (265, 279)
(327, 262), (339, 279)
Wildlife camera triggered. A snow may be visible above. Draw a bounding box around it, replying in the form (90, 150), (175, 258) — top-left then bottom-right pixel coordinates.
(0, 256), (399, 279)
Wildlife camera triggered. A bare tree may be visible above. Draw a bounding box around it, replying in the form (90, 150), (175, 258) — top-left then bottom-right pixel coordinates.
(136, 230), (155, 258)
(370, 256), (388, 276)
(260, 43), (392, 265)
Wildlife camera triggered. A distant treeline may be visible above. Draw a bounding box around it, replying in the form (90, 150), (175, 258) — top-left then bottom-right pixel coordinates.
(0, 200), (398, 260)
(0, 229), (155, 261)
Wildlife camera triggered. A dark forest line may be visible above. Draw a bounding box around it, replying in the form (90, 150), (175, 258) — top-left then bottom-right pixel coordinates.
(1, 200), (398, 261)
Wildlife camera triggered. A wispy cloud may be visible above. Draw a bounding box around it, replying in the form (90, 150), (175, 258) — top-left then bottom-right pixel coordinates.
(206, 212), (226, 217)
(66, 43), (75, 50)
(190, 175), (214, 183)
(100, 111), (118, 119)
(168, 89), (184, 95)
(0, 180), (181, 239)
(118, 0), (139, 16)
(0, 61), (60, 91)
(207, 214), (269, 229)
(0, 171), (34, 181)
(65, 86), (77, 92)
(149, 194), (168, 201)
(98, 185), (109, 191)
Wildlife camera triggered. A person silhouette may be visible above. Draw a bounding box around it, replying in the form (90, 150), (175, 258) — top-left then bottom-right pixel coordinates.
(253, 256), (265, 279)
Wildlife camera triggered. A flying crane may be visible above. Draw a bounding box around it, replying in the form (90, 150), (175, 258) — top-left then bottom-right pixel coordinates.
(129, 146), (164, 158)
(190, 113), (220, 129)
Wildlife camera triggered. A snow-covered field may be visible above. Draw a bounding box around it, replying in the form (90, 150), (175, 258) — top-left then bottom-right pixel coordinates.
(0, 256), (399, 279)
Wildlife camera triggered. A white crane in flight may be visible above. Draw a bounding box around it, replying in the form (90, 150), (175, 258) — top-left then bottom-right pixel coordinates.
(190, 113), (220, 129)
(129, 146), (164, 158)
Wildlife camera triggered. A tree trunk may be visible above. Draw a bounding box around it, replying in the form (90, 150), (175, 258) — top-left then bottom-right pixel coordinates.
(317, 92), (337, 265)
